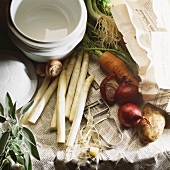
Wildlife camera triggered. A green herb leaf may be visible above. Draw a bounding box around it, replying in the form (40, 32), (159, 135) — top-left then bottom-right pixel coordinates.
(0, 132), (10, 155)
(16, 155), (25, 165)
(11, 102), (17, 121)
(20, 100), (34, 115)
(0, 104), (4, 116)
(12, 143), (22, 154)
(5, 93), (13, 117)
(22, 127), (36, 145)
(0, 94), (39, 169)
(24, 152), (32, 170)
(9, 150), (17, 163)
(24, 139), (40, 161)
(18, 133), (23, 140)
(12, 125), (19, 136)
(0, 116), (6, 123)
(22, 127), (40, 160)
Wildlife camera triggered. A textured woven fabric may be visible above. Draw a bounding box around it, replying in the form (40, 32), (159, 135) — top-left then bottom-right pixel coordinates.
(29, 54), (170, 170)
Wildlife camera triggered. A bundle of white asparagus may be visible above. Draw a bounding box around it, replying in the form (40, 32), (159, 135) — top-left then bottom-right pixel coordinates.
(20, 51), (94, 146)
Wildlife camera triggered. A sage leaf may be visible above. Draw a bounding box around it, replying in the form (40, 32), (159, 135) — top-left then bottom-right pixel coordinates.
(22, 127), (40, 160)
(9, 150), (17, 163)
(0, 94), (39, 169)
(10, 102), (17, 120)
(20, 100), (34, 115)
(12, 125), (19, 136)
(5, 92), (13, 117)
(19, 132), (22, 139)
(0, 132), (10, 155)
(16, 155), (25, 165)
(0, 116), (6, 123)
(0, 104), (4, 116)
(24, 139), (40, 160)
(24, 152), (32, 170)
(22, 127), (36, 145)
(12, 143), (22, 154)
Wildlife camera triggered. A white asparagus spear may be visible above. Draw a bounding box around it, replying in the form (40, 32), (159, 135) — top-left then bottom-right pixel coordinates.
(57, 70), (67, 143)
(50, 58), (69, 130)
(65, 52), (83, 118)
(20, 75), (51, 125)
(66, 75), (94, 147)
(50, 100), (58, 131)
(62, 57), (70, 70)
(69, 51), (89, 122)
(28, 77), (59, 124)
(65, 55), (77, 86)
(50, 55), (76, 130)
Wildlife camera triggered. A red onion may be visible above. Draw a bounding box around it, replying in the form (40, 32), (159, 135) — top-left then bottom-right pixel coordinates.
(115, 77), (143, 105)
(100, 74), (119, 105)
(118, 103), (149, 128)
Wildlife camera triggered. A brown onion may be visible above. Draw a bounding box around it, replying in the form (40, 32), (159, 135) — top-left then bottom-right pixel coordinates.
(100, 74), (119, 105)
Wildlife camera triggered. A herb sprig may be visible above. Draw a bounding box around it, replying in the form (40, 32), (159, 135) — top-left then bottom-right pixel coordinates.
(0, 93), (40, 170)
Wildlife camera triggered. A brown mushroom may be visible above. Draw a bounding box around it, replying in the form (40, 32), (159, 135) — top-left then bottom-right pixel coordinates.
(46, 60), (63, 77)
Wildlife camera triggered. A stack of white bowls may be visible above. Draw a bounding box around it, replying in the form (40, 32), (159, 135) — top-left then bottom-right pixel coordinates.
(7, 0), (87, 62)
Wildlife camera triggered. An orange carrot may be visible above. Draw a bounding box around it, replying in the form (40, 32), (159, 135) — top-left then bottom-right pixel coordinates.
(98, 51), (139, 86)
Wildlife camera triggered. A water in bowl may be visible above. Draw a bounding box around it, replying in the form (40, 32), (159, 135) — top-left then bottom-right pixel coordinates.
(14, 5), (72, 42)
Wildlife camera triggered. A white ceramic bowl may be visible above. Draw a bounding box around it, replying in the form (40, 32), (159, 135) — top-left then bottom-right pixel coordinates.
(10, 0), (86, 44)
(7, 10), (87, 51)
(8, 25), (86, 53)
(8, 0), (87, 62)
(9, 27), (86, 62)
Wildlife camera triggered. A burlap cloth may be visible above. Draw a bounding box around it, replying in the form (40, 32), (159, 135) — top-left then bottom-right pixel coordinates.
(28, 54), (170, 170)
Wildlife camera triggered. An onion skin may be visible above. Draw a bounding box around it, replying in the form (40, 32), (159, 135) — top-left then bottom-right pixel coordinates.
(118, 103), (143, 128)
(115, 77), (143, 105)
(100, 74), (119, 105)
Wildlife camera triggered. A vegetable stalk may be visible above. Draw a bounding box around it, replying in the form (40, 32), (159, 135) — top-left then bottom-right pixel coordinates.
(66, 75), (94, 147)
(28, 77), (59, 124)
(65, 52), (83, 118)
(69, 51), (90, 122)
(20, 75), (51, 125)
(57, 70), (67, 143)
